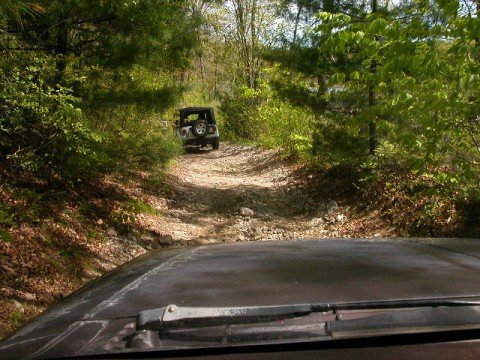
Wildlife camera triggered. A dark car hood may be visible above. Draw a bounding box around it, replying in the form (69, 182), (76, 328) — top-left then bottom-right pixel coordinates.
(2, 238), (480, 359)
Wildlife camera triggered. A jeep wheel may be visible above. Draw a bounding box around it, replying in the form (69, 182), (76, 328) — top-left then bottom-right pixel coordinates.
(192, 119), (209, 137)
(212, 139), (220, 150)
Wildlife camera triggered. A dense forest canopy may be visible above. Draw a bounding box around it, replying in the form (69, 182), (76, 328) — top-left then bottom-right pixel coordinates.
(1, 0), (480, 199)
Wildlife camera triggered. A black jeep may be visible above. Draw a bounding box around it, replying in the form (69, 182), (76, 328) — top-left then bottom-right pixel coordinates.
(176, 107), (220, 149)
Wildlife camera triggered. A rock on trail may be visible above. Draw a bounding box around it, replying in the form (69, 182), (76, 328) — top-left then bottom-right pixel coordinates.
(155, 143), (348, 244)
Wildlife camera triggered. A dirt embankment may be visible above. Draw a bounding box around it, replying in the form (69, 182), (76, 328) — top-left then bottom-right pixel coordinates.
(0, 143), (395, 337)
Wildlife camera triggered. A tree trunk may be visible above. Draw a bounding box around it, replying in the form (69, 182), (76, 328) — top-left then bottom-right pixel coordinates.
(199, 51), (206, 81)
(250, 0), (258, 89)
(368, 86), (376, 155)
(292, 4), (303, 45)
(475, 1), (480, 61)
(317, 0), (336, 110)
(232, 0), (259, 89)
(368, 0), (378, 156)
(317, 73), (327, 110)
(54, 22), (68, 86)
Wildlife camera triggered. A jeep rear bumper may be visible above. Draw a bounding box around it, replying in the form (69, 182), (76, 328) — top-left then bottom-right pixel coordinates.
(183, 137), (219, 146)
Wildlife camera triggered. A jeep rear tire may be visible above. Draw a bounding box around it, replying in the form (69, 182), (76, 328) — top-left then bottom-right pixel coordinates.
(212, 139), (220, 150)
(192, 119), (209, 137)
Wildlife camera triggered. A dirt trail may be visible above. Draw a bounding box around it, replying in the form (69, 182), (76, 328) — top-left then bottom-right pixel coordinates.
(156, 143), (391, 244)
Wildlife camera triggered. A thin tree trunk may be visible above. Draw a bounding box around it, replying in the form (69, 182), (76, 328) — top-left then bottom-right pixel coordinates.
(368, 0), (378, 156)
(292, 4), (303, 45)
(250, 0), (257, 89)
(232, 0), (259, 89)
(475, 1), (480, 61)
(199, 51), (206, 81)
(213, 61), (218, 98)
(368, 87), (376, 155)
(54, 22), (68, 85)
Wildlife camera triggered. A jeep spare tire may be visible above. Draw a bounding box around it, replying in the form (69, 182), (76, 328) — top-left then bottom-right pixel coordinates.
(192, 119), (209, 137)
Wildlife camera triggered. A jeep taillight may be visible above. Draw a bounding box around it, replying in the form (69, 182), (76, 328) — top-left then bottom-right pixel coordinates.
(210, 126), (216, 133)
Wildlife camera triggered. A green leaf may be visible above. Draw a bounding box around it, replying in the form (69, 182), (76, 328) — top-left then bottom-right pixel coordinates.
(369, 18), (387, 34)
(330, 72), (346, 84)
(350, 71), (360, 80)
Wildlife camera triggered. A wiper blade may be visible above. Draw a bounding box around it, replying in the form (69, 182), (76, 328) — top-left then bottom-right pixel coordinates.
(136, 296), (480, 332)
(137, 304), (315, 331)
(328, 306), (480, 339)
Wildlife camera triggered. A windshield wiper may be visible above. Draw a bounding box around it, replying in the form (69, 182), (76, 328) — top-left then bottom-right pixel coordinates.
(136, 296), (480, 332)
(126, 297), (480, 350)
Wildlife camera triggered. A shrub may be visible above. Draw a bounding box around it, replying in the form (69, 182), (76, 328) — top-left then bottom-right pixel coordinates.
(220, 86), (263, 140)
(257, 99), (315, 160)
(0, 56), (103, 182)
(90, 104), (182, 173)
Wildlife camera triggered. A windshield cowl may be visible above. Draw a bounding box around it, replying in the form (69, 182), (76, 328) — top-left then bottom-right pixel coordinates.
(62, 297), (480, 357)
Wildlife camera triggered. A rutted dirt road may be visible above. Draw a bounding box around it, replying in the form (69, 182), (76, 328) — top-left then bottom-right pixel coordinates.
(155, 143), (395, 244)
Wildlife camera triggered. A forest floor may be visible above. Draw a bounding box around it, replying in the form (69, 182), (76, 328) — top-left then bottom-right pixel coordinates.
(0, 143), (398, 337)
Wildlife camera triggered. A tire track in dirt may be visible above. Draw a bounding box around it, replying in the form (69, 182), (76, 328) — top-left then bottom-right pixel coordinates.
(157, 143), (376, 244)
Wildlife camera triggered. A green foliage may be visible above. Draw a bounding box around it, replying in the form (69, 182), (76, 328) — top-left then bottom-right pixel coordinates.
(96, 105), (182, 172)
(109, 199), (158, 232)
(220, 86), (264, 140)
(2, 0), (197, 73)
(0, 228), (14, 242)
(59, 248), (80, 260)
(311, 115), (369, 166)
(312, 3), (480, 197)
(126, 199), (158, 216)
(218, 1), (480, 203)
(1, 55), (103, 181)
(0, 0), (43, 25)
(0, 206), (14, 227)
(257, 98), (315, 160)
(8, 309), (23, 328)
(1, 0), (197, 188)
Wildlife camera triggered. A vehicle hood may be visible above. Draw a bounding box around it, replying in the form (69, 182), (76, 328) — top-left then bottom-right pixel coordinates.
(2, 238), (480, 359)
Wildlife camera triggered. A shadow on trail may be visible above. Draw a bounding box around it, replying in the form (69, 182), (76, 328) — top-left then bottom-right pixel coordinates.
(184, 147), (213, 154)
(167, 179), (315, 219)
(183, 146), (246, 160)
